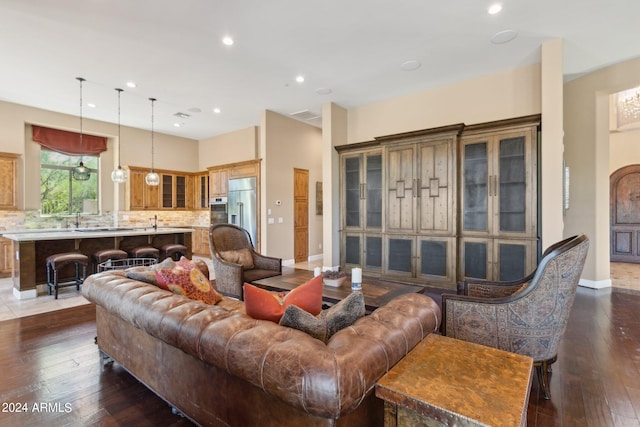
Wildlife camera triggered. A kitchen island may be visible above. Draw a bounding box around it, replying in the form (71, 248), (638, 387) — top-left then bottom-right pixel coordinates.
(2, 227), (193, 299)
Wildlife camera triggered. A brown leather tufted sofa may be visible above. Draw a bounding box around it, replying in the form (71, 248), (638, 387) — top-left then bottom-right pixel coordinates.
(82, 271), (441, 426)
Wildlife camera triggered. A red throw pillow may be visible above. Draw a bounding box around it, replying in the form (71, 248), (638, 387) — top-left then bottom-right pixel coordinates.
(155, 259), (222, 305)
(243, 274), (323, 322)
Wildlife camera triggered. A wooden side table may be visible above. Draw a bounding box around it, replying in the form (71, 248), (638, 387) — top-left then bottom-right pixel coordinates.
(376, 334), (533, 427)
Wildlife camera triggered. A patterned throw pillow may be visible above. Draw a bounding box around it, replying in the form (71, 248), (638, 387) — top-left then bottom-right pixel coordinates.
(279, 292), (365, 343)
(155, 258), (222, 305)
(243, 274), (323, 323)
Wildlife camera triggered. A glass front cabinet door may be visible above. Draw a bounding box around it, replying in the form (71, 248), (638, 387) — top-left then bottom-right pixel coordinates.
(341, 149), (384, 274)
(459, 124), (538, 281)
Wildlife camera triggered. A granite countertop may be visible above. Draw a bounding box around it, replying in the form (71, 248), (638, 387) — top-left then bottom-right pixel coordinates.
(2, 227), (194, 241)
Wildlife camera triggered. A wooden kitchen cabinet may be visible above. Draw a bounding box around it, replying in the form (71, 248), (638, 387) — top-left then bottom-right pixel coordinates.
(192, 227), (211, 256)
(161, 173), (191, 209)
(0, 237), (13, 274)
(125, 167), (159, 210)
(0, 152), (18, 210)
(195, 173), (210, 209)
(208, 160), (261, 198)
(209, 167), (228, 197)
(126, 167), (197, 210)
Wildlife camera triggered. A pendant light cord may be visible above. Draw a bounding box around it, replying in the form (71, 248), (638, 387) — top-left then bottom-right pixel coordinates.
(77, 77), (85, 162)
(116, 88), (123, 168)
(150, 97), (156, 171)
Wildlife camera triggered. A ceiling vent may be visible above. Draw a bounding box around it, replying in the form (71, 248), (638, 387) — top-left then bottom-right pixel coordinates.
(290, 109), (320, 121)
(173, 112), (191, 119)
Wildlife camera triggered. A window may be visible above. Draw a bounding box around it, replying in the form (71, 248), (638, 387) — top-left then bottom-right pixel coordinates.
(40, 149), (99, 215)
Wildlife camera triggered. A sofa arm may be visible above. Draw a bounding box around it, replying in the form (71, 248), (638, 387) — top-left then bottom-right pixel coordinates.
(211, 256), (243, 298)
(442, 292), (510, 342)
(252, 252), (281, 272)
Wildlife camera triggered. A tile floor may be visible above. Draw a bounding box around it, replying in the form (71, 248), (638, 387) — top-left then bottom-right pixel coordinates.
(1, 259), (635, 322)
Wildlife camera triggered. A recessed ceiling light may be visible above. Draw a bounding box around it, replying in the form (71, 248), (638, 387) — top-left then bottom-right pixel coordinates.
(491, 29), (518, 44)
(488, 4), (503, 15)
(316, 87), (332, 95)
(213, 108), (221, 114)
(295, 75), (305, 83)
(87, 103), (96, 108)
(174, 123), (182, 128)
(400, 60), (421, 71)
(222, 36), (234, 46)
(126, 81), (137, 88)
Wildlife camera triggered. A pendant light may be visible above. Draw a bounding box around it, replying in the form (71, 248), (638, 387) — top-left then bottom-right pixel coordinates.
(111, 88), (128, 183)
(72, 77), (91, 181)
(144, 97), (160, 186)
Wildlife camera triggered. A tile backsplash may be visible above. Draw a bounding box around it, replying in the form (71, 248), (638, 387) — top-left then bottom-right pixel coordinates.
(0, 210), (210, 232)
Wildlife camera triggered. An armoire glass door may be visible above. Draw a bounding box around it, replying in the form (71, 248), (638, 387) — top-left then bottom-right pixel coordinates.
(463, 142), (488, 232)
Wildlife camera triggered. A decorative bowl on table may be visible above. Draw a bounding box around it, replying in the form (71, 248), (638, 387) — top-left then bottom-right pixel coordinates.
(322, 271), (347, 287)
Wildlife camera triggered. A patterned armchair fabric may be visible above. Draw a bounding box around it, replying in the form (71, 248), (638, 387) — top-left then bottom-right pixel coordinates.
(442, 234), (589, 399)
(209, 224), (282, 300)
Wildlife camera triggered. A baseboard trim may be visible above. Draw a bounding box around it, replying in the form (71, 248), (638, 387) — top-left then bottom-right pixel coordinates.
(13, 287), (38, 300)
(579, 278), (612, 289)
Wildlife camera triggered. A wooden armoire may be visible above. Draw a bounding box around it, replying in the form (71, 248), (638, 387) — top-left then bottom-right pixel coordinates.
(336, 115), (540, 289)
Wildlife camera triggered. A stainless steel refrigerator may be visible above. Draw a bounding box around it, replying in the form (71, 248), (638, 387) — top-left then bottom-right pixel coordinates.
(228, 177), (257, 246)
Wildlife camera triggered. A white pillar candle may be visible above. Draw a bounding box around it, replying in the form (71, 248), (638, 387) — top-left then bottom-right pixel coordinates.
(351, 267), (362, 291)
(351, 267), (362, 283)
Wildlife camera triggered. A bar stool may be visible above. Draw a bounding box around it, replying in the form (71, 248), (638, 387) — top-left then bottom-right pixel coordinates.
(128, 246), (160, 261)
(92, 248), (128, 273)
(46, 252), (88, 299)
(160, 243), (188, 261)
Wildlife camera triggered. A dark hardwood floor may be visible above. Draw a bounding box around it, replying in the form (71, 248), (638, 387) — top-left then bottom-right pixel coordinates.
(0, 287), (638, 426)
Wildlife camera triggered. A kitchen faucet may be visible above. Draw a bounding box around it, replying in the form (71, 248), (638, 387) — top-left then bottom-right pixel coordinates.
(150, 214), (157, 230)
(75, 212), (80, 229)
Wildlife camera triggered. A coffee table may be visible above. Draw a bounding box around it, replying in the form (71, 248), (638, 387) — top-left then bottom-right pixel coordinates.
(250, 267), (424, 312)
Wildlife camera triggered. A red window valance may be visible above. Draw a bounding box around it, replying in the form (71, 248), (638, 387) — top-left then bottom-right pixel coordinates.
(32, 125), (107, 156)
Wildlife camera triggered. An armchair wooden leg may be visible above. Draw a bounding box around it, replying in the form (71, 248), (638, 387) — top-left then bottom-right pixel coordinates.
(535, 356), (557, 400)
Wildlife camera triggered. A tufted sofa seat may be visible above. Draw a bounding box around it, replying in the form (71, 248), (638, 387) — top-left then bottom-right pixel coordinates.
(82, 271), (441, 426)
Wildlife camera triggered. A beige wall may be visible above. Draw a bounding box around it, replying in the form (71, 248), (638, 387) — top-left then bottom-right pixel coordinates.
(261, 110), (323, 262)
(564, 56), (640, 286)
(347, 63), (541, 144)
(610, 128), (640, 173)
(0, 100), (198, 213)
(198, 126), (259, 170)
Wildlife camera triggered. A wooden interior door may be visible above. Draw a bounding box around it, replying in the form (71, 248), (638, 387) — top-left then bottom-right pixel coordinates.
(611, 164), (640, 263)
(294, 168), (309, 263)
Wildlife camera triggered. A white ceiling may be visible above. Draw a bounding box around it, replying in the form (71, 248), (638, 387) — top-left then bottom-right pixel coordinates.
(1, 0), (639, 140)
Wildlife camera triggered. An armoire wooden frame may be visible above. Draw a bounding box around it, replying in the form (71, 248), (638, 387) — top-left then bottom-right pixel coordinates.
(336, 115), (541, 290)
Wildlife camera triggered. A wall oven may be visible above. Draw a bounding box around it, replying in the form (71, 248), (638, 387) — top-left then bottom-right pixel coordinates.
(210, 196), (228, 225)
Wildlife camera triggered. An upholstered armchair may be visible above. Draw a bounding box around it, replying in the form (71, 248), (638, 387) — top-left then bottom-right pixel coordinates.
(209, 223), (282, 300)
(442, 234), (589, 400)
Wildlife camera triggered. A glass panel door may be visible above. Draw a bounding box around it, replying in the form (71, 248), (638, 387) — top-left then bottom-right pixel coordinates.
(463, 142), (488, 232)
(344, 234), (361, 265)
(344, 157), (361, 228)
(498, 136), (526, 233)
(463, 240), (488, 280)
(365, 154), (382, 228)
(365, 235), (383, 269)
